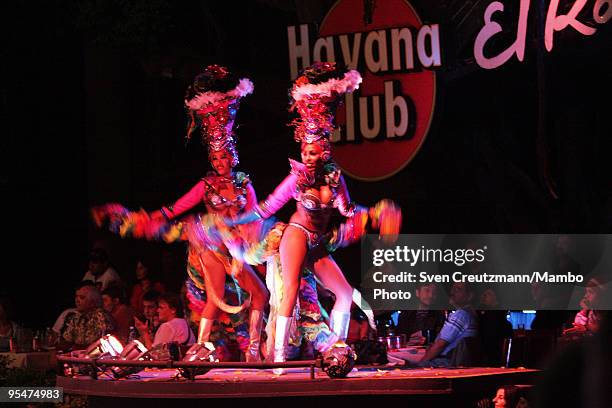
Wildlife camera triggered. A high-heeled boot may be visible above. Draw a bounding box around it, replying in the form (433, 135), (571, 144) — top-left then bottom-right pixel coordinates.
(330, 310), (351, 342)
(246, 309), (264, 362)
(273, 315), (292, 375)
(197, 317), (214, 344)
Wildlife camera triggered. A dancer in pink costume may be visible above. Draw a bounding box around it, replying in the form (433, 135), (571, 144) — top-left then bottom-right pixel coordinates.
(228, 62), (401, 368)
(94, 65), (268, 362)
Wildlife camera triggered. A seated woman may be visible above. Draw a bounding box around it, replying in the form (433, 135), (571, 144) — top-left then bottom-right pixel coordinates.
(130, 259), (165, 313)
(564, 276), (607, 335)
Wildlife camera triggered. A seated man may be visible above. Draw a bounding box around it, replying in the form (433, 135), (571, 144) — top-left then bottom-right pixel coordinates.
(142, 290), (161, 337)
(418, 282), (478, 367)
(59, 284), (115, 350)
(52, 281), (96, 337)
(135, 292), (195, 349)
(102, 285), (137, 343)
(82, 248), (122, 291)
(396, 282), (445, 344)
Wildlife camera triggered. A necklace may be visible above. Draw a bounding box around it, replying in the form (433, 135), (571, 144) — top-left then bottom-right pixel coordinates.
(215, 173), (234, 184)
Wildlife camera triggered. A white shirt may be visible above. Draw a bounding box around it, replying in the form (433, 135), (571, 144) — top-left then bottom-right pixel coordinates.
(153, 318), (195, 346)
(82, 267), (121, 291)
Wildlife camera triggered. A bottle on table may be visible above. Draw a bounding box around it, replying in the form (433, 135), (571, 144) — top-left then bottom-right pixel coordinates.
(127, 326), (138, 343)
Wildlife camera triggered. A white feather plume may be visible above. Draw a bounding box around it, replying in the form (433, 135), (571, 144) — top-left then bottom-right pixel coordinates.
(185, 78), (254, 110)
(291, 70), (362, 101)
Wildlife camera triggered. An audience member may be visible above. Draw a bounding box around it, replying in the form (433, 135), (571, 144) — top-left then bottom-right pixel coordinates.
(492, 385), (522, 408)
(142, 290), (161, 337)
(102, 285), (138, 343)
(564, 276), (607, 335)
(536, 310), (612, 407)
(135, 292), (195, 349)
(0, 297), (20, 351)
(52, 281), (96, 337)
(129, 260), (165, 313)
(418, 282), (478, 367)
(396, 282), (445, 344)
(59, 284), (115, 349)
(82, 248), (121, 291)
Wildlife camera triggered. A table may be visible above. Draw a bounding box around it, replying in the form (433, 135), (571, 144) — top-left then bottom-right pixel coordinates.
(387, 346), (427, 364)
(0, 350), (57, 370)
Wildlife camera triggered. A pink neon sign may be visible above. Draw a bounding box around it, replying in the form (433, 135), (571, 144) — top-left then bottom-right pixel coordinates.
(474, 0), (612, 69)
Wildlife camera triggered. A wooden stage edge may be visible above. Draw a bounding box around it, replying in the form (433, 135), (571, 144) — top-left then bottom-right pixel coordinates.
(57, 366), (541, 399)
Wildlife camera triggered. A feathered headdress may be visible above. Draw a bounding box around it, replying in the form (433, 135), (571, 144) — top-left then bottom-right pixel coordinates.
(185, 65), (254, 166)
(289, 62), (362, 157)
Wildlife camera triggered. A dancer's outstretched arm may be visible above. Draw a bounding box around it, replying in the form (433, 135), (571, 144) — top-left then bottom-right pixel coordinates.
(154, 180), (207, 220)
(334, 175), (357, 217)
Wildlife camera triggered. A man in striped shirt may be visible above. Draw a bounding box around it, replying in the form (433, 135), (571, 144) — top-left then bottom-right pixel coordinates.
(417, 282), (478, 367)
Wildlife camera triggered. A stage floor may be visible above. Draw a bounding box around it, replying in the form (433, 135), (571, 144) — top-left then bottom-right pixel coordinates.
(57, 366), (540, 400)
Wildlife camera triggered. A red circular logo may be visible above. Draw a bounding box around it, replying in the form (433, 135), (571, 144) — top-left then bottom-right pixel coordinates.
(319, 0), (436, 181)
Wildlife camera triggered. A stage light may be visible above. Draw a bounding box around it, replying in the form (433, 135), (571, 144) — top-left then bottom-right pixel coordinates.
(81, 336), (151, 379)
(62, 335), (125, 378)
(179, 342), (218, 380)
(86, 334), (124, 359)
(120, 339), (149, 360)
(110, 339), (151, 379)
(183, 341), (218, 362)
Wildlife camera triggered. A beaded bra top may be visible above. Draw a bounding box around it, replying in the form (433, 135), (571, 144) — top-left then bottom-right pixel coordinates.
(202, 171), (250, 212)
(289, 159), (341, 212)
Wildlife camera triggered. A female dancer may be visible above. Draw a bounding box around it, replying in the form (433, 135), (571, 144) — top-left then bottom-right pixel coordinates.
(94, 65), (268, 362)
(228, 62), (401, 365)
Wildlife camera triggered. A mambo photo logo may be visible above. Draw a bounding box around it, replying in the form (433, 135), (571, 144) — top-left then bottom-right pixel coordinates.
(287, 0), (440, 181)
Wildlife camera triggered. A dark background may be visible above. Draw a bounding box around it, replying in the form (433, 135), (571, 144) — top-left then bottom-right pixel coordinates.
(2, 0), (611, 328)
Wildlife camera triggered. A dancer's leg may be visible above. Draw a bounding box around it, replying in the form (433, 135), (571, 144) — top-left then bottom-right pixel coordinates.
(197, 250), (227, 342)
(311, 254), (353, 312)
(278, 226), (308, 317)
(311, 254), (353, 340)
(273, 226), (308, 370)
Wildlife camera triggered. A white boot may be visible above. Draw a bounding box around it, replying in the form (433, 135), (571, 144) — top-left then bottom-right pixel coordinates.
(197, 318), (214, 344)
(273, 315), (292, 375)
(330, 310), (351, 342)
(246, 310), (264, 362)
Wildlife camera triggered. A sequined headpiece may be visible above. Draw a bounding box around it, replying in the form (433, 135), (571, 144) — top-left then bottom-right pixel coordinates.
(289, 62), (362, 158)
(185, 65), (254, 166)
